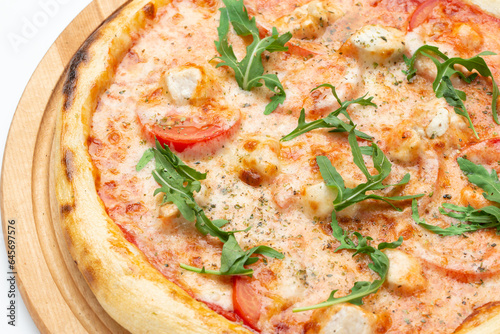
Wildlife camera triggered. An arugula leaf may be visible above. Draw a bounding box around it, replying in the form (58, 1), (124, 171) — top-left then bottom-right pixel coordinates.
(136, 148), (154, 171)
(412, 199), (500, 236)
(295, 128), (422, 312)
(138, 140), (284, 275)
(281, 84), (376, 142)
(412, 158), (500, 236)
(457, 157), (500, 203)
(404, 45), (499, 138)
(294, 219), (403, 312)
(317, 130), (423, 215)
(181, 235), (284, 276)
(216, 0), (292, 114)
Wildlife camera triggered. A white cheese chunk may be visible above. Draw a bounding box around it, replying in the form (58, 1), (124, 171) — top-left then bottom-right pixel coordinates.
(426, 106), (450, 138)
(310, 305), (375, 334)
(385, 249), (426, 293)
(279, 0), (342, 39)
(385, 124), (422, 164)
(241, 137), (281, 181)
(159, 204), (180, 220)
(165, 67), (202, 105)
(350, 25), (405, 63)
(302, 182), (338, 218)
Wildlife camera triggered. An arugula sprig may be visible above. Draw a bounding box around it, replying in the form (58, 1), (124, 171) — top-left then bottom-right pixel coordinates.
(180, 235), (283, 276)
(403, 45), (499, 139)
(281, 84), (376, 142)
(215, 0), (292, 114)
(137, 140), (284, 276)
(294, 129), (422, 312)
(294, 224), (402, 312)
(318, 130), (423, 216)
(412, 158), (500, 235)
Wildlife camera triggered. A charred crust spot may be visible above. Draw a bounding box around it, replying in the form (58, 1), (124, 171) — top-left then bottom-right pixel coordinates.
(60, 204), (74, 216)
(239, 169), (262, 187)
(63, 149), (76, 181)
(142, 2), (156, 20)
(63, 48), (89, 111)
(102, 0), (133, 25)
(62, 0), (134, 111)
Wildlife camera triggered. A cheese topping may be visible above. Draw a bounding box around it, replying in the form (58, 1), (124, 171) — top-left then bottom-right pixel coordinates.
(90, 0), (500, 333)
(165, 66), (202, 105)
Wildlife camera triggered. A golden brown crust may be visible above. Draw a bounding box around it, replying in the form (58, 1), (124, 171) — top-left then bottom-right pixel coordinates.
(55, 0), (250, 332)
(454, 302), (500, 333)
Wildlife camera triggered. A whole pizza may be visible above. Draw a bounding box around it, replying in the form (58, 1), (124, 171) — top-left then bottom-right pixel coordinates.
(55, 0), (500, 333)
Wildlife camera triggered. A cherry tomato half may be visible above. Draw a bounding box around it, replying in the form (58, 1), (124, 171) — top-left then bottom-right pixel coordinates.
(233, 277), (262, 332)
(408, 0), (440, 31)
(139, 107), (240, 153)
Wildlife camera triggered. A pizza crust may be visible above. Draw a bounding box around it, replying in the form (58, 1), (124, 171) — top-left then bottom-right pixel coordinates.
(466, 0), (500, 17)
(54, 0), (500, 333)
(54, 0), (250, 332)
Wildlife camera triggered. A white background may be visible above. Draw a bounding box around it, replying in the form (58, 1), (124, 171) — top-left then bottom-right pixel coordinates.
(0, 0), (92, 332)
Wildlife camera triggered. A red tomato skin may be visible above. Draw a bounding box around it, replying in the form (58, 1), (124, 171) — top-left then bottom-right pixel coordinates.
(408, 0), (440, 31)
(233, 277), (263, 332)
(140, 115), (240, 153)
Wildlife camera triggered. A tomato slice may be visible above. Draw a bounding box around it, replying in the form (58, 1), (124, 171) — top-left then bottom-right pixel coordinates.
(139, 109), (240, 153)
(233, 277), (262, 332)
(408, 0), (440, 31)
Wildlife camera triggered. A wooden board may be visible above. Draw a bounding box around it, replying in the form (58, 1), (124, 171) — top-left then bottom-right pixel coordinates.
(0, 1), (131, 333)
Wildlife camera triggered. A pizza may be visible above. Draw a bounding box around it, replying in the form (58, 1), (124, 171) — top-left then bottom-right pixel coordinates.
(54, 0), (500, 333)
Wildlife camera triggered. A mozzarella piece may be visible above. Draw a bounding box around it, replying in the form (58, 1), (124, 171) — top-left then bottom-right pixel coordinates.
(193, 184), (210, 207)
(241, 137), (281, 183)
(385, 123), (422, 164)
(309, 305), (376, 334)
(426, 106), (450, 138)
(165, 67), (202, 105)
(279, 0), (342, 39)
(302, 182), (337, 218)
(159, 203), (180, 220)
(404, 31), (424, 55)
(385, 249), (426, 293)
(349, 25), (405, 63)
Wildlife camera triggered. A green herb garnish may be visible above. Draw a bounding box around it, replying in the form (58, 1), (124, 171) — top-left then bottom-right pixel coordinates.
(317, 130), (423, 215)
(215, 0), (292, 114)
(137, 140), (284, 276)
(281, 84), (376, 142)
(294, 221), (403, 312)
(294, 129), (422, 311)
(404, 45), (499, 138)
(412, 158), (500, 235)
(181, 235), (283, 276)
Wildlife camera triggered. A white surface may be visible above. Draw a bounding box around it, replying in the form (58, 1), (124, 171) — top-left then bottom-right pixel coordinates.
(0, 0), (92, 332)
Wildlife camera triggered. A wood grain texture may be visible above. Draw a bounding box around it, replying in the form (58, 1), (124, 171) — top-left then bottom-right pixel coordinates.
(0, 1), (129, 333)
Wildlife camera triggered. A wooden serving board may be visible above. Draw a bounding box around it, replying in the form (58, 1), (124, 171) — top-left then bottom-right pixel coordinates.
(0, 1), (132, 333)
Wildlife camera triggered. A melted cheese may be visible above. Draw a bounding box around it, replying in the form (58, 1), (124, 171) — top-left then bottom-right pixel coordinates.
(90, 0), (500, 333)
(348, 25), (406, 63)
(385, 249), (426, 293)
